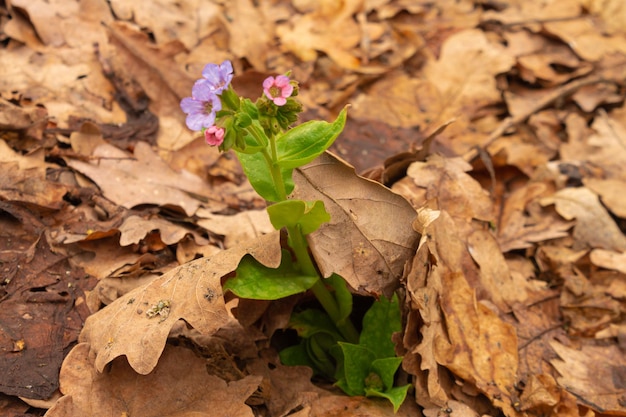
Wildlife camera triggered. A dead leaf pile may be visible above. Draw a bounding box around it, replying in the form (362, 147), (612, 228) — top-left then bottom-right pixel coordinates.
(1, 0), (626, 416)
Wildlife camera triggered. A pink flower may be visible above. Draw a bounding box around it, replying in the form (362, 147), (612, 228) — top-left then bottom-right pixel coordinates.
(204, 126), (225, 146)
(263, 75), (293, 106)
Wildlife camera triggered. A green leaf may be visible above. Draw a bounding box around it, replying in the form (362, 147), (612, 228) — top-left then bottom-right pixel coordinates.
(364, 384), (410, 413)
(370, 357), (403, 391)
(336, 342), (375, 396)
(235, 151), (294, 202)
(276, 107), (347, 169)
(360, 293), (402, 359)
(223, 250), (317, 300)
(288, 308), (342, 339)
(279, 343), (314, 369)
(266, 200), (330, 234)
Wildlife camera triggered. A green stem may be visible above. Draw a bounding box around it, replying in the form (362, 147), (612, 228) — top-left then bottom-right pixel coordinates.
(287, 226), (359, 344)
(261, 149), (287, 201)
(262, 132), (359, 343)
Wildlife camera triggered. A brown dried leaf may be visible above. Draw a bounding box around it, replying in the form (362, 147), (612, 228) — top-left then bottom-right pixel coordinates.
(293, 152), (419, 296)
(550, 340), (626, 414)
(406, 155), (494, 223)
(118, 214), (208, 246)
(405, 210), (522, 416)
(196, 209), (274, 249)
(540, 187), (626, 251)
(435, 270), (521, 417)
(496, 182), (572, 252)
(66, 142), (225, 216)
(47, 343), (261, 417)
(79, 232), (281, 374)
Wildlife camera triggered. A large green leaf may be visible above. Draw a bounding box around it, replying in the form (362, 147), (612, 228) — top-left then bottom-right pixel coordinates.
(335, 343), (375, 396)
(276, 107), (347, 169)
(266, 199), (330, 235)
(359, 293), (402, 359)
(235, 151), (294, 202)
(223, 250), (317, 300)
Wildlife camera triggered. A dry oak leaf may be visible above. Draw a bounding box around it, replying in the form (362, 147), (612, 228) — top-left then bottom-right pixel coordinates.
(496, 182), (572, 253)
(196, 208), (274, 249)
(292, 152), (419, 296)
(584, 178), (626, 218)
(118, 214), (208, 247)
(540, 187), (626, 252)
(407, 155), (494, 223)
(590, 249), (626, 275)
(47, 343), (261, 417)
(435, 270), (522, 417)
(550, 340), (626, 415)
(67, 142), (225, 216)
(276, 1), (362, 69)
(79, 232), (281, 374)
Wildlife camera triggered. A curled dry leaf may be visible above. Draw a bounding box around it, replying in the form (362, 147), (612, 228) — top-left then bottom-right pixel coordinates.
(405, 210), (522, 416)
(540, 186), (626, 251)
(79, 232), (281, 375)
(47, 343), (261, 417)
(67, 142), (225, 216)
(293, 151), (419, 296)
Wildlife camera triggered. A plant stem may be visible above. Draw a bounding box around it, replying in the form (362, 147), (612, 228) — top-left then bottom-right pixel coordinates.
(261, 149), (287, 200)
(262, 129), (359, 343)
(287, 225), (359, 344)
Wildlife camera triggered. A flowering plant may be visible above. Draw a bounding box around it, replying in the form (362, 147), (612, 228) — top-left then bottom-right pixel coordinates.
(181, 61), (409, 411)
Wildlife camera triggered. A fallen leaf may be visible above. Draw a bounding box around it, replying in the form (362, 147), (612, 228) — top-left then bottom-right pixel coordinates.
(406, 155), (494, 223)
(196, 208), (274, 248)
(435, 270), (521, 417)
(584, 178), (626, 218)
(79, 232), (281, 374)
(550, 340), (626, 414)
(293, 152), (419, 296)
(67, 142), (225, 216)
(496, 182), (572, 252)
(540, 187), (626, 252)
(47, 343), (261, 417)
(590, 249), (626, 274)
(119, 214), (208, 247)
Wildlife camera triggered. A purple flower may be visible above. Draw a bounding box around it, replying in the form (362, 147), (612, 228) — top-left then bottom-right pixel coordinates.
(204, 126), (225, 146)
(180, 80), (222, 131)
(201, 60), (233, 94)
(263, 75), (293, 106)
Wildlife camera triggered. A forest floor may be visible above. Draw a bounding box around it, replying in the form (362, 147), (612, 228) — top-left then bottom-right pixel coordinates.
(1, 1), (626, 416)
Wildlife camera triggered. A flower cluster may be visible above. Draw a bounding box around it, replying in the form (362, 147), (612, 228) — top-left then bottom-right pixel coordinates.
(180, 60), (298, 149)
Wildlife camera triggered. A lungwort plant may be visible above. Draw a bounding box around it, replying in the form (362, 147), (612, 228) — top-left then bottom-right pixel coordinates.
(181, 61), (410, 411)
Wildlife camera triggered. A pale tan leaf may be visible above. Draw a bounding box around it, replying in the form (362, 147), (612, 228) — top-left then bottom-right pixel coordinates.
(550, 340), (626, 415)
(196, 209), (274, 248)
(66, 142), (225, 216)
(584, 178), (626, 218)
(293, 152), (419, 296)
(540, 187), (626, 251)
(407, 155), (494, 223)
(119, 214), (208, 246)
(79, 232), (281, 374)
(590, 249), (626, 274)
(47, 343), (260, 417)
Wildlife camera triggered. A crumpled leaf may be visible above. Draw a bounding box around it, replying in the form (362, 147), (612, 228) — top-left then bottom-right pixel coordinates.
(67, 142), (224, 216)
(405, 209), (522, 416)
(293, 152), (419, 296)
(46, 343), (261, 417)
(541, 186), (626, 251)
(550, 340), (626, 414)
(79, 232), (281, 374)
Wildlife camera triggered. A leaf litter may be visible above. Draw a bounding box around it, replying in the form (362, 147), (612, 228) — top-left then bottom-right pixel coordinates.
(1, 0), (626, 416)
